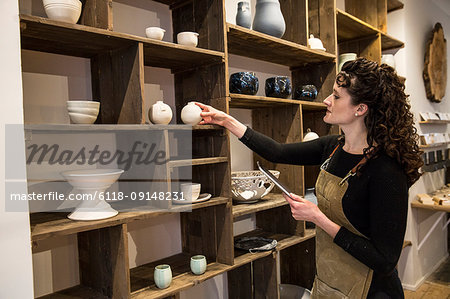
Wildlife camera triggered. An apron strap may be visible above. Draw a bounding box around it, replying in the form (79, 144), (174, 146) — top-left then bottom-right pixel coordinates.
(321, 142), (376, 185)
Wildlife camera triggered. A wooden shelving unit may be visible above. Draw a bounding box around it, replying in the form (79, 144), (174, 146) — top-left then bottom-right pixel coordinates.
(20, 0), (405, 298)
(419, 142), (450, 149)
(419, 120), (450, 124)
(227, 23), (335, 67)
(411, 200), (450, 212)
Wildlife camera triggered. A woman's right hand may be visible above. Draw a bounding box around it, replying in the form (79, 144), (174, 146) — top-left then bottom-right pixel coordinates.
(196, 102), (229, 127)
(196, 102), (247, 138)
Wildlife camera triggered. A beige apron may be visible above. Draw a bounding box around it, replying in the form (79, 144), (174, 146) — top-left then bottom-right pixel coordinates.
(311, 145), (373, 299)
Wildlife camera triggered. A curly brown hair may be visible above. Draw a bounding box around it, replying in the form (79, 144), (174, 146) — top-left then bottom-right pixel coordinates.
(336, 57), (423, 186)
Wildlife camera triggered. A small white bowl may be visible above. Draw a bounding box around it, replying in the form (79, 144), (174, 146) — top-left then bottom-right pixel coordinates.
(145, 27), (165, 40)
(68, 112), (98, 124)
(67, 101), (100, 109)
(177, 32), (199, 47)
(67, 107), (99, 117)
(43, 0), (82, 24)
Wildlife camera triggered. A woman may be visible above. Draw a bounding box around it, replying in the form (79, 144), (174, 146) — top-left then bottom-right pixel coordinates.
(197, 58), (423, 298)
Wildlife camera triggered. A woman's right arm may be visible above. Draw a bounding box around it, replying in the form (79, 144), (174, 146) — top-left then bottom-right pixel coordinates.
(197, 102), (334, 165)
(197, 102), (247, 138)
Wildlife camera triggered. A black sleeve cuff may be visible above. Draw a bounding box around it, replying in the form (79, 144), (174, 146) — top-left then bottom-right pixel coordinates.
(238, 126), (253, 145)
(333, 226), (353, 252)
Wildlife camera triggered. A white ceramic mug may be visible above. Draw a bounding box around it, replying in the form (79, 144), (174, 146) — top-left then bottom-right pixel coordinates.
(180, 183), (201, 201)
(154, 264), (172, 289)
(338, 53), (357, 72)
(381, 54), (396, 69)
(190, 255), (207, 275)
(177, 32), (199, 47)
(145, 27), (165, 40)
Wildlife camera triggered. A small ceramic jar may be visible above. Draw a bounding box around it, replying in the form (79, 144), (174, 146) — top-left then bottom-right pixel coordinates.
(265, 76), (291, 98)
(145, 27), (165, 40)
(294, 84), (317, 101)
(148, 101), (173, 124)
(181, 102), (202, 125)
(229, 72), (259, 95)
(190, 255), (207, 275)
(154, 264), (172, 289)
(308, 34), (326, 51)
(236, 1), (252, 29)
(177, 32), (199, 47)
(303, 128), (319, 142)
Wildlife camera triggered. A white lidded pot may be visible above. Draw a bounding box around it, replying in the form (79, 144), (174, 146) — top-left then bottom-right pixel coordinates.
(308, 34), (326, 51)
(148, 101), (173, 124)
(303, 128), (319, 142)
(338, 53), (357, 72)
(381, 54), (396, 69)
(181, 102), (202, 125)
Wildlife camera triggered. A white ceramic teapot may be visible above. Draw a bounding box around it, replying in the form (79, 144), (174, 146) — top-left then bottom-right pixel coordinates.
(148, 101), (173, 124)
(181, 102), (202, 125)
(303, 128), (319, 142)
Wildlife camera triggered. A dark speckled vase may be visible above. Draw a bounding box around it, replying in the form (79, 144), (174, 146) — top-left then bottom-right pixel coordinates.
(229, 72), (259, 95)
(294, 84), (318, 101)
(265, 76), (291, 98)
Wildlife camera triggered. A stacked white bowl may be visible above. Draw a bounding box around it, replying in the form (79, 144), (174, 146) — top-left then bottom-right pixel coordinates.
(43, 0), (82, 24)
(67, 101), (100, 124)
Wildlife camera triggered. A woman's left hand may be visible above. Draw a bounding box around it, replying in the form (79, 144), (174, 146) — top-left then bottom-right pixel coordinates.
(282, 193), (321, 223)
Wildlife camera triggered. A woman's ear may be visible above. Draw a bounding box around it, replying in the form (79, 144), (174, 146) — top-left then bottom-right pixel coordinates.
(357, 104), (369, 116)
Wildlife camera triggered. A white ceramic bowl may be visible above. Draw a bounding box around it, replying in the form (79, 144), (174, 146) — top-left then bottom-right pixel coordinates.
(43, 0), (82, 24)
(67, 101), (100, 109)
(145, 27), (165, 40)
(177, 32), (199, 47)
(231, 170), (280, 203)
(68, 112), (98, 124)
(67, 107), (99, 116)
(381, 54), (396, 69)
(279, 284), (311, 299)
(61, 169), (124, 190)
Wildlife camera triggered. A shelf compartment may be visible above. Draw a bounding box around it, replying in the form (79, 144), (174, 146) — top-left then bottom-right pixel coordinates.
(226, 23), (335, 67)
(30, 197), (229, 241)
(233, 229), (316, 266)
(36, 285), (107, 299)
(387, 0), (404, 13)
(229, 94), (326, 110)
(19, 15), (224, 71)
(130, 252), (226, 298)
(168, 157), (228, 168)
(24, 124), (223, 132)
(336, 9), (404, 51)
(232, 193), (288, 219)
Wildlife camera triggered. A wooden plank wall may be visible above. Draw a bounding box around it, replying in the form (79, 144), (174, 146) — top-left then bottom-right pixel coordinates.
(78, 224), (130, 298)
(80, 0), (113, 30)
(280, 0), (308, 45)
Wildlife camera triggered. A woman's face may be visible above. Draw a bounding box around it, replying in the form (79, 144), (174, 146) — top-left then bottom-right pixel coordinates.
(323, 83), (360, 126)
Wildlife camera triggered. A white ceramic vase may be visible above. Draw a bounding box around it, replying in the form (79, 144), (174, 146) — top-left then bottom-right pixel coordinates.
(181, 102), (202, 125)
(148, 101), (173, 124)
(252, 0), (286, 38)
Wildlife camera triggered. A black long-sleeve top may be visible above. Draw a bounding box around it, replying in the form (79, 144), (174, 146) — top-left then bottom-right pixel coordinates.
(240, 128), (408, 298)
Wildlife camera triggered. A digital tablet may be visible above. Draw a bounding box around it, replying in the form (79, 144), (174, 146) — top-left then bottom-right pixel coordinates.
(257, 161), (295, 200)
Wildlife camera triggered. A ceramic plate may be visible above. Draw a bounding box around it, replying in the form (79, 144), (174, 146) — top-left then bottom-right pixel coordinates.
(172, 193), (212, 205)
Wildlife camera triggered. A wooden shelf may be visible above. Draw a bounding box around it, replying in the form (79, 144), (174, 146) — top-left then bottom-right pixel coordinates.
(233, 229), (316, 266)
(36, 285), (106, 299)
(336, 9), (404, 51)
(232, 193), (288, 219)
(419, 120), (450, 124)
(19, 15), (224, 71)
(168, 157), (228, 168)
(411, 200), (450, 212)
(129, 228), (315, 298)
(387, 0), (404, 13)
(226, 23), (335, 68)
(419, 142), (450, 149)
(24, 124), (222, 132)
(229, 94), (326, 110)
(30, 197), (229, 242)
